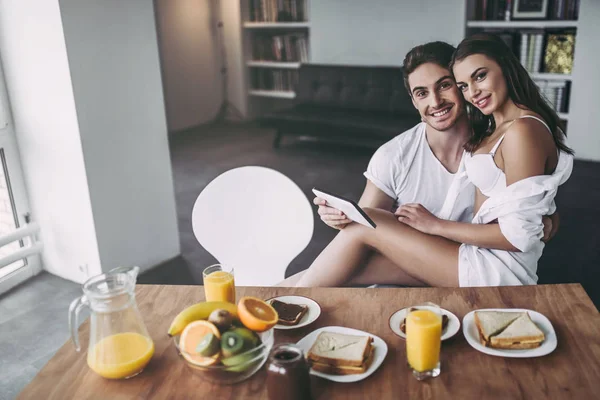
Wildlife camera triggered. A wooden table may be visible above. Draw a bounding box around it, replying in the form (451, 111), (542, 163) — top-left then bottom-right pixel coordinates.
(19, 284), (600, 399)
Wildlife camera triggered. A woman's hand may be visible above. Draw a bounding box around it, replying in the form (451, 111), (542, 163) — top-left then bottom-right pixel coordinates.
(314, 197), (352, 230)
(395, 203), (443, 235)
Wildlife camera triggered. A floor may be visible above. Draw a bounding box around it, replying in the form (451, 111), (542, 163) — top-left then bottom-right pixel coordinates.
(1, 122), (599, 399)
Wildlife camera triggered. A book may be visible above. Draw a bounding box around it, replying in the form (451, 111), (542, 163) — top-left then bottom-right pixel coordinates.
(520, 33), (529, 68)
(533, 33), (544, 73)
(527, 33), (535, 72)
(544, 32), (576, 74)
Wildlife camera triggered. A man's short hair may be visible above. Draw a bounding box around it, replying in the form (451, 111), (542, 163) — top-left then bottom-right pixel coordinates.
(402, 41), (456, 96)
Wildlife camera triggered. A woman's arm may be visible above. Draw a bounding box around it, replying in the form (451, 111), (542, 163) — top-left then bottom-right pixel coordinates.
(395, 204), (519, 251)
(436, 219), (519, 251)
(396, 118), (554, 251)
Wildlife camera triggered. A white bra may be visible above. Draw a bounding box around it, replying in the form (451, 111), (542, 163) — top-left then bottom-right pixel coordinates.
(464, 115), (552, 198)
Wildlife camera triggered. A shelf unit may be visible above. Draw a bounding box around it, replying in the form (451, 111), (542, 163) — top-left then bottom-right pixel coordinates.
(465, 0), (579, 125)
(246, 61), (301, 69)
(243, 22), (310, 29)
(248, 90), (296, 99)
(240, 0), (310, 110)
(530, 72), (572, 81)
(466, 20), (578, 29)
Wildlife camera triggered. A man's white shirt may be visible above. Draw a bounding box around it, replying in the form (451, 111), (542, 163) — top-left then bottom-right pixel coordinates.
(364, 122), (474, 222)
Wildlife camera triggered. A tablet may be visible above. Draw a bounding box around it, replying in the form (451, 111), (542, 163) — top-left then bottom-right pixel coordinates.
(312, 188), (376, 229)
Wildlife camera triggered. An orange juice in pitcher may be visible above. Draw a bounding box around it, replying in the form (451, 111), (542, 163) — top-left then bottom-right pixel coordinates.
(69, 266), (155, 379)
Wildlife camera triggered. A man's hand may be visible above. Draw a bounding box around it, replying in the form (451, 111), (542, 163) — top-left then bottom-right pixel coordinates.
(395, 203), (442, 235)
(542, 212), (560, 243)
(314, 197), (352, 230)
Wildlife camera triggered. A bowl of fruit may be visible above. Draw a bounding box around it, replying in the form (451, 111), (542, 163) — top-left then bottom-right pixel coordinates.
(169, 297), (278, 384)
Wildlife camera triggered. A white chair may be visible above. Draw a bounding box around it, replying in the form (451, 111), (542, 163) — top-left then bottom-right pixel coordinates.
(191, 166), (314, 286)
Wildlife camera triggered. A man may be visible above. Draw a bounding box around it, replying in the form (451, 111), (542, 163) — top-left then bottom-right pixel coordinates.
(279, 41), (556, 286)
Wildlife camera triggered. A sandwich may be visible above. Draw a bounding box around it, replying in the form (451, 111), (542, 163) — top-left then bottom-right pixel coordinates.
(489, 314), (545, 349)
(307, 332), (374, 375)
(475, 311), (525, 345)
(474, 311), (545, 349)
(270, 299), (308, 326)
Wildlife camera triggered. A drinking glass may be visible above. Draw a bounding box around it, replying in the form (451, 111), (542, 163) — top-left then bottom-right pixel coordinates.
(406, 303), (442, 380)
(202, 264), (236, 303)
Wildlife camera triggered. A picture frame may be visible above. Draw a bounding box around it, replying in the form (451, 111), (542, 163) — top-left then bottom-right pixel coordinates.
(513, 0), (549, 19)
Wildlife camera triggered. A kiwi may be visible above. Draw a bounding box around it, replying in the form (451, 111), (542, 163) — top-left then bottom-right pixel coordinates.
(208, 309), (233, 332)
(231, 327), (259, 348)
(195, 333), (220, 357)
(220, 331), (247, 358)
(222, 352), (258, 373)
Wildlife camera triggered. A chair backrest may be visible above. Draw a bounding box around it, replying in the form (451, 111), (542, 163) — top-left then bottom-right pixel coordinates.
(192, 166), (314, 286)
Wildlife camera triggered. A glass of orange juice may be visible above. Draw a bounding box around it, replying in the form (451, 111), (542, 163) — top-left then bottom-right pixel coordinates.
(406, 304), (442, 380)
(202, 264), (236, 303)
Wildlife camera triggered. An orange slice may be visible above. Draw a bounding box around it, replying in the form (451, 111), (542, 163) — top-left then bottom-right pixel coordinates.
(179, 320), (221, 366)
(237, 297), (278, 332)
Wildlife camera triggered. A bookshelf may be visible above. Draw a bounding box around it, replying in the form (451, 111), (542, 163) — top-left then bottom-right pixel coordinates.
(466, 20), (578, 28)
(465, 0), (580, 125)
(241, 0), (309, 112)
(530, 72), (572, 81)
(243, 22), (310, 28)
(246, 61), (301, 69)
(249, 89), (296, 99)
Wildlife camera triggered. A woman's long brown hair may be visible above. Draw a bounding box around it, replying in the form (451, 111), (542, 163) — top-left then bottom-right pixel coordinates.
(450, 33), (574, 155)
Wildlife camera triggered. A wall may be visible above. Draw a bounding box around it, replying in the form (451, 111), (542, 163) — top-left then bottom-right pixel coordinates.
(0, 0), (180, 283)
(59, 0), (180, 274)
(567, 0), (600, 161)
(310, 0), (466, 66)
(155, 0), (223, 132)
(0, 0), (102, 282)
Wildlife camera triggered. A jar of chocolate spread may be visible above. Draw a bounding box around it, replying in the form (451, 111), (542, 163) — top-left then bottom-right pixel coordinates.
(266, 343), (312, 400)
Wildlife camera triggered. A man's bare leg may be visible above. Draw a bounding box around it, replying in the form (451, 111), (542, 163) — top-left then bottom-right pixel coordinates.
(296, 208), (460, 287)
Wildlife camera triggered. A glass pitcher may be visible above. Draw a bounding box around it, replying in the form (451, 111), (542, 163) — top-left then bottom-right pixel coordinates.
(69, 266), (154, 379)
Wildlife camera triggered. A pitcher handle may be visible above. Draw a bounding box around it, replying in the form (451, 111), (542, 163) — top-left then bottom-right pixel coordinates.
(69, 295), (89, 352)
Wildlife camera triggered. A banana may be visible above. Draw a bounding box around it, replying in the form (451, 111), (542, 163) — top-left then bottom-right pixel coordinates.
(168, 301), (238, 336)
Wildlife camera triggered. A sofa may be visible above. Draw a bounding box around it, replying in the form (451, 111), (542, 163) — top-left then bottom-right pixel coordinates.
(260, 64), (420, 148)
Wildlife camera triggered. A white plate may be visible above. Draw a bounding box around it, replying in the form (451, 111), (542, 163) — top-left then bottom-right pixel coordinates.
(267, 295), (321, 330)
(462, 308), (558, 358)
(296, 326), (388, 383)
(388, 305), (460, 341)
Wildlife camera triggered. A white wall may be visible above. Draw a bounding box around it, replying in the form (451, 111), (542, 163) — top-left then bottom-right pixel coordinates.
(59, 0), (180, 274)
(0, 0), (180, 283)
(0, 0), (102, 282)
(310, 0), (466, 66)
(155, 0), (223, 132)
(567, 0), (600, 162)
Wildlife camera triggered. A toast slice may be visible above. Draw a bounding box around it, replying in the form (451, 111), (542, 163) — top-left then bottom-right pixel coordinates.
(307, 332), (373, 367)
(309, 345), (374, 375)
(474, 311), (525, 345)
(270, 300), (308, 326)
(489, 313), (545, 349)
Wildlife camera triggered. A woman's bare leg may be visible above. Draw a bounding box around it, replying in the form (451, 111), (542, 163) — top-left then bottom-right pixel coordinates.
(346, 252), (426, 286)
(296, 208), (460, 287)
(276, 252), (425, 287)
(276, 270), (306, 287)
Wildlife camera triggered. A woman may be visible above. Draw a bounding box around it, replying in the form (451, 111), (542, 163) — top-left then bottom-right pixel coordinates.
(292, 33), (573, 288)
